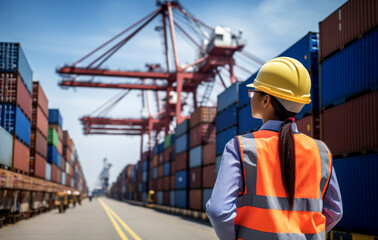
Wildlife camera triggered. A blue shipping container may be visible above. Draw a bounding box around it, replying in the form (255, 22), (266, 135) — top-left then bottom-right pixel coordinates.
(238, 104), (262, 134)
(163, 162), (170, 176)
(48, 109), (63, 128)
(334, 153), (378, 234)
(216, 104), (238, 132)
(176, 119), (190, 137)
(174, 190), (188, 209)
(143, 160), (149, 172)
(217, 82), (241, 112)
(45, 163), (51, 181)
(0, 42), (33, 93)
(321, 28), (378, 108)
(203, 189), (213, 211)
(175, 134), (189, 154)
(189, 145), (202, 168)
(216, 126), (237, 155)
(142, 171), (148, 182)
(47, 145), (61, 167)
(170, 191), (175, 207)
(142, 192), (147, 203)
(175, 170), (188, 189)
(157, 191), (163, 205)
(153, 167), (158, 179)
(158, 142), (165, 154)
(0, 104), (31, 146)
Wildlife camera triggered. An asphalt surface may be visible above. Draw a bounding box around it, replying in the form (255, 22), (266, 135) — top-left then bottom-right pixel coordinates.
(0, 197), (218, 240)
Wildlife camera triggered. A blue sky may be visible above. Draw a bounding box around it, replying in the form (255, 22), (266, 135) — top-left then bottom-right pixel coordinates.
(0, 0), (346, 187)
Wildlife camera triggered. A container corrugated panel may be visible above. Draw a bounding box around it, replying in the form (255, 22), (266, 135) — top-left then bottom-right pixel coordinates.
(0, 42), (33, 93)
(66, 175), (70, 186)
(13, 137), (29, 173)
(170, 191), (175, 207)
(152, 167), (158, 179)
(32, 82), (48, 117)
(143, 160), (149, 172)
(237, 105), (262, 135)
(216, 155), (222, 174)
(321, 28), (378, 108)
(175, 170), (188, 189)
(48, 128), (59, 149)
(61, 172), (66, 185)
(163, 191), (170, 205)
(170, 175), (175, 189)
(33, 153), (46, 178)
(164, 134), (174, 149)
(174, 190), (187, 209)
(35, 107), (48, 138)
(190, 123), (215, 148)
(48, 109), (63, 128)
(295, 116), (314, 138)
(163, 148), (171, 163)
(142, 171), (148, 182)
(163, 176), (170, 191)
(0, 126), (13, 167)
(0, 104), (31, 146)
(35, 130), (47, 158)
(216, 126), (237, 155)
(175, 134), (189, 154)
(189, 145), (202, 168)
(163, 162), (170, 176)
(176, 119), (190, 137)
(158, 165), (163, 178)
(203, 143), (216, 165)
(190, 107), (217, 128)
(47, 145), (61, 168)
(158, 142), (165, 154)
(216, 104), (238, 132)
(217, 82), (241, 112)
(202, 164), (216, 188)
(202, 189), (212, 211)
(334, 153), (378, 234)
(189, 189), (202, 211)
(45, 162), (51, 181)
(189, 167), (201, 189)
(322, 91), (378, 156)
(319, 0), (378, 61)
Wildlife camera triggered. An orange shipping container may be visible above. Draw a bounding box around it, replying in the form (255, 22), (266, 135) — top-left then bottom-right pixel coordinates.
(35, 130), (47, 158)
(32, 82), (48, 118)
(189, 189), (202, 211)
(13, 138), (30, 173)
(35, 107), (48, 138)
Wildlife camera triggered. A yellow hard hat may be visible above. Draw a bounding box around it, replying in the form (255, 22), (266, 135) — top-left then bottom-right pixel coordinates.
(246, 57), (311, 104)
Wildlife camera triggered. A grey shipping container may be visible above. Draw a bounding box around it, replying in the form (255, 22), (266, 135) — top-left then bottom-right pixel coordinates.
(189, 145), (203, 168)
(0, 126), (13, 167)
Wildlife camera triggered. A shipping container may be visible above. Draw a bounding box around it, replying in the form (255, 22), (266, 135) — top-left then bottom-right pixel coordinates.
(163, 191), (170, 205)
(0, 104), (31, 146)
(158, 165), (164, 178)
(33, 153), (46, 179)
(142, 171), (148, 182)
(175, 170), (188, 189)
(163, 148), (171, 163)
(174, 190), (188, 209)
(203, 143), (216, 166)
(216, 104), (238, 132)
(202, 164), (216, 188)
(189, 167), (202, 189)
(170, 191), (175, 207)
(61, 172), (66, 185)
(175, 134), (189, 154)
(0, 126), (13, 167)
(189, 145), (202, 168)
(142, 160), (149, 172)
(32, 81), (48, 117)
(321, 28), (378, 108)
(13, 138), (29, 173)
(189, 189), (202, 211)
(176, 119), (190, 137)
(152, 167), (158, 179)
(0, 42), (33, 93)
(189, 123), (215, 148)
(237, 105), (262, 135)
(48, 128), (59, 149)
(170, 175), (175, 189)
(319, 0), (378, 61)
(34, 130), (47, 158)
(217, 82), (241, 112)
(35, 107), (48, 137)
(322, 91), (378, 156)
(190, 107), (216, 128)
(47, 145), (61, 168)
(0, 73), (32, 120)
(49, 124), (63, 141)
(163, 176), (170, 191)
(216, 126), (237, 155)
(163, 162), (170, 176)
(334, 153), (378, 234)
(45, 162), (51, 181)
(51, 164), (59, 183)
(164, 134), (175, 149)
(203, 188), (212, 211)
(296, 116), (315, 138)
(48, 109), (63, 128)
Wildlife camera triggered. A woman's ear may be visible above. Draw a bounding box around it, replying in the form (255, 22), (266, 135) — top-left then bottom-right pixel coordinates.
(263, 95), (270, 108)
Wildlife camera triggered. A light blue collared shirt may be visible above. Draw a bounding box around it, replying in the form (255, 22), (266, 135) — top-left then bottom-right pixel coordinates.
(206, 120), (343, 240)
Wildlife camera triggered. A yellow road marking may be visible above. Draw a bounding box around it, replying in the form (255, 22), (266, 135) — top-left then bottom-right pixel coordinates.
(99, 199), (129, 240)
(100, 199), (142, 240)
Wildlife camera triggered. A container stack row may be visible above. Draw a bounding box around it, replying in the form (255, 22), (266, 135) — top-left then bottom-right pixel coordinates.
(319, 0), (377, 234)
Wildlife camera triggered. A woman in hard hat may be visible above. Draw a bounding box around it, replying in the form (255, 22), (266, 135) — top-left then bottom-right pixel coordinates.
(206, 57), (342, 240)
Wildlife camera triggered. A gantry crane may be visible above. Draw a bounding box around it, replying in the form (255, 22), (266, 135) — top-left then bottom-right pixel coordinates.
(57, 0), (264, 154)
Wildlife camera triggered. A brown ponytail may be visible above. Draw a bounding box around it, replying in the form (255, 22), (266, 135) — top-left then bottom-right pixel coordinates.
(270, 96), (297, 210)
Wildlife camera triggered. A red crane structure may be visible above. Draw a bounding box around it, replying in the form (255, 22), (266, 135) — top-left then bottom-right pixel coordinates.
(57, 0), (264, 154)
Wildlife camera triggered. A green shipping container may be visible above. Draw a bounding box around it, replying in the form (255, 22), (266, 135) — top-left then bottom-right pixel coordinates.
(48, 128), (59, 149)
(164, 134), (172, 149)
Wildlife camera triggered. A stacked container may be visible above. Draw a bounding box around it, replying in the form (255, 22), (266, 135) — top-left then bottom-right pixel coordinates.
(141, 151), (150, 203)
(29, 82), (48, 179)
(319, 0), (378, 234)
(163, 134), (174, 205)
(48, 109), (63, 183)
(63, 131), (75, 186)
(0, 42), (33, 174)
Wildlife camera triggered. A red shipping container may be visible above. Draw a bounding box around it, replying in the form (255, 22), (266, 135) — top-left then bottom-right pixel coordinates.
(189, 189), (202, 211)
(158, 165), (164, 178)
(152, 155), (158, 168)
(34, 153), (46, 179)
(163, 148), (171, 163)
(57, 140), (63, 155)
(189, 167), (202, 189)
(35, 130), (47, 158)
(170, 175), (175, 189)
(322, 91), (378, 156)
(203, 143), (216, 165)
(13, 138), (29, 173)
(66, 174), (71, 186)
(0, 73), (32, 120)
(170, 160), (176, 174)
(202, 164), (216, 188)
(319, 0), (378, 61)
(52, 164), (59, 182)
(61, 158), (65, 171)
(190, 123), (216, 148)
(36, 107), (48, 138)
(157, 178), (163, 191)
(175, 152), (188, 171)
(163, 176), (170, 191)
(32, 82), (48, 118)
(158, 153), (163, 165)
(163, 191), (170, 205)
(190, 107), (217, 128)
(296, 116), (314, 138)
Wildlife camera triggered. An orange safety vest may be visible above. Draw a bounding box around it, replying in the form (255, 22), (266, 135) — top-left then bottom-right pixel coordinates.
(235, 130), (332, 240)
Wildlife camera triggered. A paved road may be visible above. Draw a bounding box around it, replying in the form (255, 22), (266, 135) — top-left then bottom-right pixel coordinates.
(0, 197), (218, 240)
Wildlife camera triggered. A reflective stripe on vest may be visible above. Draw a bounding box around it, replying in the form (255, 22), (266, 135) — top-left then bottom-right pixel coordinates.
(234, 130), (332, 240)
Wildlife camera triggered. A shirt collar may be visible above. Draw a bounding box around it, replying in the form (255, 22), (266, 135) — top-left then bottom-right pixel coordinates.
(259, 120), (299, 133)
